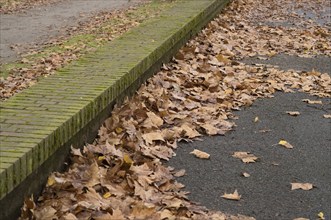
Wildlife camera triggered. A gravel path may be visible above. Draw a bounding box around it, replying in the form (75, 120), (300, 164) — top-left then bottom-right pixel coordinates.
(0, 0), (143, 64)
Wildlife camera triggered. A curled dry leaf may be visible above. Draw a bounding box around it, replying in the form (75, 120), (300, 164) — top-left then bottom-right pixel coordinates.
(323, 114), (331, 119)
(254, 116), (259, 123)
(278, 140), (294, 149)
(160, 209), (175, 220)
(232, 151), (258, 163)
(174, 169), (186, 177)
(291, 182), (314, 191)
(62, 213), (78, 220)
(286, 111), (300, 116)
(201, 123), (219, 135)
(302, 99), (323, 104)
(221, 190), (241, 201)
(180, 124), (201, 138)
(190, 149), (210, 159)
(142, 132), (165, 145)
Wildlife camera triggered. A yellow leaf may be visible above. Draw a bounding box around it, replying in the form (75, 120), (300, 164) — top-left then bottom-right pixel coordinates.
(190, 149), (210, 159)
(318, 212), (325, 220)
(291, 182), (313, 191)
(115, 127), (123, 134)
(123, 154), (133, 165)
(47, 175), (56, 186)
(98, 156), (106, 161)
(221, 190), (241, 201)
(103, 192), (111, 199)
(279, 140), (294, 149)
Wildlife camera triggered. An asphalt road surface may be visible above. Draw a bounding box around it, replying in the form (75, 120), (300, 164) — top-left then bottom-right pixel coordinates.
(169, 55), (331, 219)
(0, 0), (143, 64)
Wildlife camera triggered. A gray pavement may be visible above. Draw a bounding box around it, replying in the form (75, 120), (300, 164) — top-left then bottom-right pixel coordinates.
(0, 0), (142, 64)
(169, 56), (331, 219)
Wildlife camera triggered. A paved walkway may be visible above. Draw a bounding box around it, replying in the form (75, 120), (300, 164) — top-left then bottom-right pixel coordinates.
(169, 3), (331, 219)
(0, 0), (143, 64)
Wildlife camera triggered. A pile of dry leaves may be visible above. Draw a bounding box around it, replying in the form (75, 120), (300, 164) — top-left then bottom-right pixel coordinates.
(20, 0), (330, 219)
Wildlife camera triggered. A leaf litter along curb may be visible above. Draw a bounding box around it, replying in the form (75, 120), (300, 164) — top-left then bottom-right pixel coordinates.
(20, 0), (330, 219)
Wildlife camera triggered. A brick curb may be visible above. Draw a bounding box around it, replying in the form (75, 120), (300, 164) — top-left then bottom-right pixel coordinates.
(0, 0), (230, 218)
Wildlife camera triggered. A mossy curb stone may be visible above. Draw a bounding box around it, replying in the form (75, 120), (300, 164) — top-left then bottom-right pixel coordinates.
(0, 0), (230, 218)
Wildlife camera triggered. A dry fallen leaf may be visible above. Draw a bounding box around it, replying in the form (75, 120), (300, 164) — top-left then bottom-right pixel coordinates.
(232, 151), (258, 163)
(293, 218), (309, 220)
(221, 190), (241, 201)
(142, 132), (165, 145)
(174, 169), (186, 177)
(242, 172), (250, 178)
(254, 116), (259, 123)
(291, 182), (313, 190)
(62, 213), (78, 220)
(317, 212), (325, 220)
(47, 174), (56, 187)
(278, 140), (294, 149)
(323, 114), (331, 119)
(160, 209), (175, 220)
(102, 192), (111, 199)
(190, 149), (210, 159)
(302, 99), (323, 104)
(286, 111), (300, 116)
